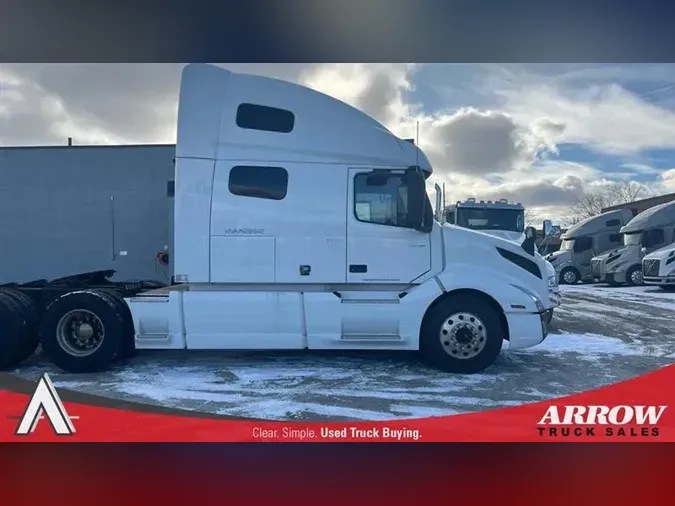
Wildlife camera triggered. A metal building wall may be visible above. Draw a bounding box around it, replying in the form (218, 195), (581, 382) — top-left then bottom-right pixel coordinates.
(601, 192), (675, 216)
(0, 144), (175, 284)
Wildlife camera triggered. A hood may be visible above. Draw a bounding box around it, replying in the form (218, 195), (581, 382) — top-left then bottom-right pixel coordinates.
(479, 230), (525, 243)
(544, 259), (555, 277)
(443, 224), (531, 251)
(442, 224), (549, 300)
(606, 245), (631, 256)
(593, 245), (637, 261)
(644, 244), (675, 260)
(546, 250), (570, 263)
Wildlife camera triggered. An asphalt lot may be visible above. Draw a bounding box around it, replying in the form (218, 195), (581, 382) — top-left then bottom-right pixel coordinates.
(10, 283), (675, 421)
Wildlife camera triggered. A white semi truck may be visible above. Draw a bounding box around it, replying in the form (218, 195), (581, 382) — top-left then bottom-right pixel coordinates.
(0, 63), (552, 375)
(642, 243), (675, 289)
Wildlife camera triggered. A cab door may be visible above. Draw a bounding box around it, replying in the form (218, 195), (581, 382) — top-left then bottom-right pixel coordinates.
(346, 168), (431, 284)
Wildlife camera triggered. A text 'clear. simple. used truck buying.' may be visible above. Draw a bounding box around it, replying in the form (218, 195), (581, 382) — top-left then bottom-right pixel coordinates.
(0, 64), (554, 375)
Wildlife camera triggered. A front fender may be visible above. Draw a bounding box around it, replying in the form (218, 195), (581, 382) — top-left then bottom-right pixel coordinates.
(435, 264), (545, 315)
(552, 258), (574, 274)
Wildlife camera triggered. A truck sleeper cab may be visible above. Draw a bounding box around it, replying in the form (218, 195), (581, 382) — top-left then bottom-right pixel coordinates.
(0, 64), (551, 375)
(546, 209), (633, 284)
(592, 201), (675, 286)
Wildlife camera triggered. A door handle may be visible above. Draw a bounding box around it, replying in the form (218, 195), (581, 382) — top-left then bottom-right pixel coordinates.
(410, 241), (427, 247)
(349, 264), (368, 273)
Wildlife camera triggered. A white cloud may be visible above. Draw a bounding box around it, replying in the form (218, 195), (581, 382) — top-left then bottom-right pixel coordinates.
(662, 168), (675, 191)
(300, 63), (416, 130)
(3, 62), (675, 225)
(491, 70), (675, 156)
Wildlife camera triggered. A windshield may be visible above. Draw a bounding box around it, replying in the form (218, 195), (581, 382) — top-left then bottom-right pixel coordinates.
(623, 232), (642, 246)
(560, 239), (575, 251)
(456, 208), (524, 232)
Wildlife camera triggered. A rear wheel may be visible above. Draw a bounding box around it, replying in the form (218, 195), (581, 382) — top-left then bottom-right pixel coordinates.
(420, 294), (504, 374)
(625, 265), (643, 286)
(1, 289), (40, 364)
(39, 290), (127, 373)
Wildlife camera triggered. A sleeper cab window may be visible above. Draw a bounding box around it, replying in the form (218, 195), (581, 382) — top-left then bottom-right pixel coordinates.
(228, 165), (288, 201)
(354, 171), (410, 228)
(236, 103), (295, 133)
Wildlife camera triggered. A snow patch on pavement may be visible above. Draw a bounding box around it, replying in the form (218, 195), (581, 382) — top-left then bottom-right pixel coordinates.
(528, 333), (637, 356)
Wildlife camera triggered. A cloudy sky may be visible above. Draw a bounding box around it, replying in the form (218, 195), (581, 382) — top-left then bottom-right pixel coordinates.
(2, 63), (675, 224)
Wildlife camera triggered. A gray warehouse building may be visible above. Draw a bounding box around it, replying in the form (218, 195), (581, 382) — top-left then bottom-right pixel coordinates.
(0, 144), (176, 285)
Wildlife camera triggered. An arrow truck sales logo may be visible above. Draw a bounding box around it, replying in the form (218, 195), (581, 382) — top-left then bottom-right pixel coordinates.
(538, 405), (667, 438)
(13, 373), (78, 436)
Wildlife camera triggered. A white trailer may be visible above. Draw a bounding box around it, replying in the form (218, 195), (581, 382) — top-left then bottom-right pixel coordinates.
(0, 64), (552, 375)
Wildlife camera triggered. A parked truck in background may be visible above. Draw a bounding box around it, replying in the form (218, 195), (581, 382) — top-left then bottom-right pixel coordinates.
(643, 243), (675, 289)
(592, 201), (675, 286)
(0, 63), (552, 376)
(546, 209), (634, 284)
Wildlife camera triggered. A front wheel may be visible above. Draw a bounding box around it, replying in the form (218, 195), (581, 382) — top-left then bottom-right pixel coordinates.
(625, 265), (644, 286)
(559, 267), (580, 285)
(420, 294), (504, 374)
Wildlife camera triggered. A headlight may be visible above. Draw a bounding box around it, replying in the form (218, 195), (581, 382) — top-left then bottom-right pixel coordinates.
(511, 284), (546, 313)
(548, 275), (558, 289)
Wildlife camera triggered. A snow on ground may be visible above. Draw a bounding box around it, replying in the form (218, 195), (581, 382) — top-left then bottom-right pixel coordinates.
(560, 283), (675, 311)
(9, 283), (675, 421)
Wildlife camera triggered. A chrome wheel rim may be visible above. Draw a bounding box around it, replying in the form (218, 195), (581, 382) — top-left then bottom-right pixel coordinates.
(56, 309), (105, 357)
(631, 269), (643, 285)
(563, 270), (576, 284)
(439, 312), (487, 359)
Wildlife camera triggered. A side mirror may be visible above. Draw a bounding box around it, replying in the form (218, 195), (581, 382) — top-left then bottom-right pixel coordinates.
(434, 183), (442, 222)
(543, 219), (553, 236)
(521, 226), (537, 256)
(405, 166), (433, 233)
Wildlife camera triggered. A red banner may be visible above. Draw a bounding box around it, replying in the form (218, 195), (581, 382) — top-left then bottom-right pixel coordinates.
(1, 364), (673, 442)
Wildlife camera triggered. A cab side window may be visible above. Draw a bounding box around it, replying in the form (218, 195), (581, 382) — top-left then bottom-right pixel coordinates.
(228, 165), (288, 201)
(354, 172), (412, 228)
(574, 236), (593, 252)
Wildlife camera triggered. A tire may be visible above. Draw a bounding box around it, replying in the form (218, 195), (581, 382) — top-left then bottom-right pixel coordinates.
(39, 289), (126, 373)
(544, 310), (553, 326)
(420, 294), (504, 374)
(625, 265), (643, 286)
(1, 289), (40, 364)
(0, 292), (25, 369)
(97, 288), (137, 359)
(559, 267), (580, 285)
